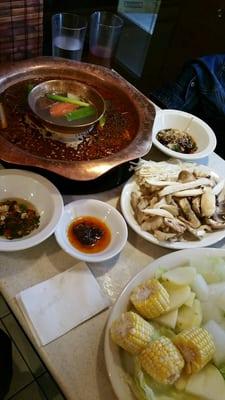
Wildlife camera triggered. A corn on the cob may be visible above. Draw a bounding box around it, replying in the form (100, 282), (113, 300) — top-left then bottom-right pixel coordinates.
(139, 336), (184, 385)
(110, 311), (155, 354)
(130, 278), (170, 318)
(173, 327), (215, 374)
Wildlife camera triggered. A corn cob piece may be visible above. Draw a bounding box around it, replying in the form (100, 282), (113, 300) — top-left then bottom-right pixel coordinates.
(139, 336), (184, 385)
(130, 278), (170, 318)
(173, 327), (215, 374)
(110, 311), (155, 354)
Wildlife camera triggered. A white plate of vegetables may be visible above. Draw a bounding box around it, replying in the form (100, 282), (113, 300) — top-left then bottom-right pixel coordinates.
(105, 248), (225, 400)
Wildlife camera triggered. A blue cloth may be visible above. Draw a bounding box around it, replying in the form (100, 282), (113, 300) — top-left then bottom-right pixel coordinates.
(150, 54), (225, 158)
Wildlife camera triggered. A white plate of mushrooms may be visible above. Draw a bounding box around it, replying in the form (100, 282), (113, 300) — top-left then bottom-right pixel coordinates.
(121, 159), (225, 249)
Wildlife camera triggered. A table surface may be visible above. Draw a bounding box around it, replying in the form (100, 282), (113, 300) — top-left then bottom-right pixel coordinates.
(0, 148), (225, 400)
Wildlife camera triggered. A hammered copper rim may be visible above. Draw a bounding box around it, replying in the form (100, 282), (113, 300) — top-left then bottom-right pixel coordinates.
(0, 57), (155, 181)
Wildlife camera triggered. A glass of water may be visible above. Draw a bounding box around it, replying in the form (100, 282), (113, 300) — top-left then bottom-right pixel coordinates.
(52, 13), (87, 61)
(89, 11), (123, 67)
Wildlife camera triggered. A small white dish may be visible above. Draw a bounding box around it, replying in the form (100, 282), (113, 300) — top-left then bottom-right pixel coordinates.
(104, 247), (225, 400)
(54, 199), (128, 262)
(0, 169), (64, 251)
(120, 174), (225, 250)
(152, 109), (217, 160)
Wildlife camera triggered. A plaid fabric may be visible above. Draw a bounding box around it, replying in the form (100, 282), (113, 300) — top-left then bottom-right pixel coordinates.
(0, 0), (43, 62)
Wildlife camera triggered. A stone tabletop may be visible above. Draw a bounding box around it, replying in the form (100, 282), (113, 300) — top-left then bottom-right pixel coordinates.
(0, 149), (225, 400)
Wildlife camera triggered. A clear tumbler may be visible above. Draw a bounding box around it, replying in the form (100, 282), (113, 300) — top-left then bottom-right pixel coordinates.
(52, 13), (87, 61)
(89, 11), (123, 67)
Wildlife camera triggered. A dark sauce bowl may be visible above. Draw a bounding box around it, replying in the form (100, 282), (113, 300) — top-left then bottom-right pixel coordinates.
(28, 79), (105, 131)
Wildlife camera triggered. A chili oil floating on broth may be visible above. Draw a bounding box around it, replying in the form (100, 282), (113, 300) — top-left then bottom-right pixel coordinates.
(0, 199), (40, 239)
(67, 216), (111, 253)
(0, 78), (138, 161)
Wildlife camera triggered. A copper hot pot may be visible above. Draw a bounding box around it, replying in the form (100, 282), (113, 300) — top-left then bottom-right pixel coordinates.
(0, 57), (155, 185)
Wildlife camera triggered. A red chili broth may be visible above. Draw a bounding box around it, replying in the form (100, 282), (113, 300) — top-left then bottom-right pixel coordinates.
(0, 78), (139, 162)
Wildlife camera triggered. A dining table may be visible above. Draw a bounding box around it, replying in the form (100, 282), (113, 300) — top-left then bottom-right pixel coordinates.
(0, 142), (225, 400)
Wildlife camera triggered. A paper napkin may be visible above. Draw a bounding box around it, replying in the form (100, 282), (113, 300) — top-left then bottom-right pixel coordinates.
(16, 262), (111, 346)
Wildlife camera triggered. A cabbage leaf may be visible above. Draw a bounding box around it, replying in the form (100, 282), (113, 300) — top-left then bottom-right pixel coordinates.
(190, 256), (225, 284)
(218, 364), (225, 380)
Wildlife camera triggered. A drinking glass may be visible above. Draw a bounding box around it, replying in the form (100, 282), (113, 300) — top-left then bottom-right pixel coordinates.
(89, 11), (123, 67)
(52, 13), (87, 61)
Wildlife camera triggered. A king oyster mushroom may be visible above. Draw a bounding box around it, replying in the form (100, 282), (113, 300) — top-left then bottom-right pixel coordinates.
(130, 159), (225, 242)
(137, 196), (152, 211)
(193, 167), (218, 182)
(154, 230), (177, 241)
(204, 218), (225, 230)
(134, 208), (148, 225)
(160, 204), (179, 217)
(185, 225), (207, 239)
(158, 178), (213, 197)
(164, 218), (186, 234)
(212, 180), (225, 196)
(141, 216), (163, 232)
(173, 188), (204, 197)
(142, 208), (174, 218)
(178, 170), (196, 183)
(215, 200), (225, 220)
(201, 187), (216, 217)
(177, 198), (201, 228)
(131, 192), (139, 211)
(192, 197), (201, 216)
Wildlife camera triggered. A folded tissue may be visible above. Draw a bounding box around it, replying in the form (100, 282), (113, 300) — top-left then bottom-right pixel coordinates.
(16, 262), (111, 346)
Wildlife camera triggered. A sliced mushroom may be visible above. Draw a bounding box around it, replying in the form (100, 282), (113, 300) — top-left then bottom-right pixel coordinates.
(142, 208), (174, 219)
(200, 224), (212, 232)
(158, 178), (213, 197)
(165, 195), (173, 204)
(204, 218), (225, 230)
(160, 204), (179, 217)
(178, 170), (196, 183)
(131, 159), (225, 242)
(177, 198), (201, 228)
(173, 188), (204, 197)
(152, 198), (167, 209)
(141, 216), (163, 232)
(145, 178), (179, 187)
(131, 192), (139, 211)
(135, 208), (148, 225)
(137, 197), (151, 211)
(138, 180), (162, 194)
(218, 186), (225, 202)
(148, 196), (160, 208)
(192, 197), (201, 216)
(178, 216), (193, 227)
(216, 200), (225, 219)
(193, 168), (219, 182)
(164, 218), (186, 234)
(185, 225), (207, 239)
(154, 230), (177, 241)
(212, 180), (225, 196)
(201, 187), (216, 217)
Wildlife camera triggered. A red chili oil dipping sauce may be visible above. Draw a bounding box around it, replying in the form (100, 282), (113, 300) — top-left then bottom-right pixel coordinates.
(67, 216), (111, 254)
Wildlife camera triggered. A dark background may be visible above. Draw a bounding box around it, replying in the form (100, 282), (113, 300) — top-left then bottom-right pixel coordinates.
(43, 0), (119, 58)
(43, 0), (225, 95)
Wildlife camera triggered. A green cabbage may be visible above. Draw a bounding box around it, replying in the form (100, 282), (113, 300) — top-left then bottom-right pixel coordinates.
(190, 257), (225, 284)
(154, 267), (167, 280)
(125, 359), (156, 400)
(125, 358), (194, 400)
(218, 364), (225, 380)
